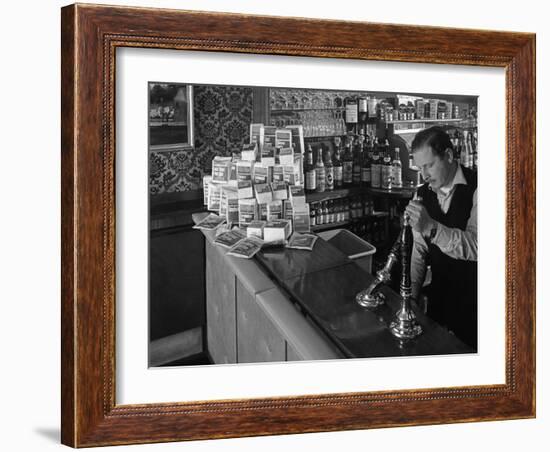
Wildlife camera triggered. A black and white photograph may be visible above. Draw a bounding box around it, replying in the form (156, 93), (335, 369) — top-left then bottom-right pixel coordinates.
(148, 83), (479, 367)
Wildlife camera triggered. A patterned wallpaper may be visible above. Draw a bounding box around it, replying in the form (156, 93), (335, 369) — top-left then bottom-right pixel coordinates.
(150, 85), (253, 195)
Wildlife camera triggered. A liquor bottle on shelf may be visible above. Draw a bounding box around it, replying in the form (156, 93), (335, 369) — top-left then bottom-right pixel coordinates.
(343, 136), (354, 186)
(391, 147), (403, 188)
(361, 134), (372, 187)
(381, 144), (393, 189)
(304, 144), (316, 193)
(322, 201), (329, 225)
(315, 146), (326, 193)
(327, 199), (334, 224)
(371, 138), (381, 188)
(408, 153), (422, 187)
(344, 95), (358, 135)
(343, 197), (350, 222)
(353, 135), (363, 186)
(358, 96), (368, 133)
(466, 131), (475, 169)
(335, 199), (343, 223)
(459, 134), (468, 167)
(316, 202), (323, 225)
(310, 202), (317, 227)
(472, 130), (478, 170)
(333, 139), (344, 189)
(324, 148), (334, 191)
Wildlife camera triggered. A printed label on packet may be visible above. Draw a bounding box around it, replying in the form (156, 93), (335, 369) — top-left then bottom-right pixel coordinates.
(192, 213), (226, 231)
(227, 236), (264, 259)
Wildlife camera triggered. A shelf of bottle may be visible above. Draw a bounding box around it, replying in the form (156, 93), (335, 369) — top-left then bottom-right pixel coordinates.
(305, 185), (419, 203)
(311, 220), (351, 232)
(310, 214), (388, 233)
(383, 118), (464, 124)
(270, 107), (345, 113)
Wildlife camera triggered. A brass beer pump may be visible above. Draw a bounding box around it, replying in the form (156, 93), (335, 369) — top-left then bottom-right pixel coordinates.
(355, 206), (423, 340)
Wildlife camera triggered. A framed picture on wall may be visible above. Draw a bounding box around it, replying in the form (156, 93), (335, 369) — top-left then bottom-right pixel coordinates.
(61, 4), (535, 447)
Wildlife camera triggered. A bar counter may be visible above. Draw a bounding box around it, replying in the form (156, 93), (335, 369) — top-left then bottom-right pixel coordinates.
(193, 213), (472, 364)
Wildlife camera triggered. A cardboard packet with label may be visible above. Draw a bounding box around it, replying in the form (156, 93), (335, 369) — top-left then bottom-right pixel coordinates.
(236, 160), (254, 182)
(207, 182), (222, 213)
(261, 144), (276, 167)
(254, 183), (273, 204)
(241, 142), (258, 162)
(263, 219), (292, 244)
(238, 198), (257, 228)
(267, 200), (283, 221)
(271, 181), (288, 201)
(227, 236), (264, 259)
(293, 204), (311, 233)
(250, 124), (265, 152)
(214, 228), (247, 248)
(247, 220), (266, 240)
(202, 175), (212, 206)
(193, 213), (226, 231)
(253, 163), (271, 185)
(237, 180), (254, 199)
(272, 165), (284, 182)
(289, 185), (306, 206)
(278, 146), (294, 166)
(212, 156), (232, 184)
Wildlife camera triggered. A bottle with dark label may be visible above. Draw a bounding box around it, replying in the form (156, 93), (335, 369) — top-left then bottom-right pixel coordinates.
(353, 135), (363, 186)
(344, 96), (358, 135)
(371, 138), (381, 188)
(304, 144), (316, 193)
(310, 202), (316, 227)
(343, 136), (354, 186)
(324, 148), (334, 191)
(333, 139), (343, 188)
(381, 140), (392, 189)
(315, 147), (326, 193)
(361, 135), (372, 186)
(391, 147), (403, 188)
(316, 202), (323, 225)
(321, 201), (329, 225)
(358, 97), (368, 133)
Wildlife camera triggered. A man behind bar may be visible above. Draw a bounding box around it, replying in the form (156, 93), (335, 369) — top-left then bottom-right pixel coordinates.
(405, 126), (477, 349)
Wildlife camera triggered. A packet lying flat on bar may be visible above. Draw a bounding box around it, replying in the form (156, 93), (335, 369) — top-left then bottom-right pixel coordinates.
(227, 236), (264, 259)
(286, 232), (318, 251)
(214, 228), (247, 248)
(193, 213), (226, 231)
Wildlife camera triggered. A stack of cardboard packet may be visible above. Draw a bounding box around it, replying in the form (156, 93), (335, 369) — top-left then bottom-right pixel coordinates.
(198, 124), (317, 257)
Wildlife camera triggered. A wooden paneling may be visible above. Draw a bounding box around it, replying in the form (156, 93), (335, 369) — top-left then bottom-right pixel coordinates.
(236, 280), (285, 364)
(205, 241), (236, 364)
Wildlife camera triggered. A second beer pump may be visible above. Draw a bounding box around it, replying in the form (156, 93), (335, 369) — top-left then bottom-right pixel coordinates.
(355, 203), (423, 340)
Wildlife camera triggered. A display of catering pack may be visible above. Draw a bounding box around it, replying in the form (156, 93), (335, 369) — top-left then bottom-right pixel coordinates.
(201, 123), (311, 251)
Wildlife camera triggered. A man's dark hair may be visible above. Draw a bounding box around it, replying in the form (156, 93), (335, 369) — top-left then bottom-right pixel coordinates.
(411, 126), (453, 158)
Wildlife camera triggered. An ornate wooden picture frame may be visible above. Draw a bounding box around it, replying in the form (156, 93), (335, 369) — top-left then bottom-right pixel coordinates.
(61, 3), (535, 447)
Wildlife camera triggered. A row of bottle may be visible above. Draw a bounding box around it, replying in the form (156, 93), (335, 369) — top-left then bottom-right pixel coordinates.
(309, 196), (375, 227)
(304, 135), (405, 193)
(451, 130), (478, 170)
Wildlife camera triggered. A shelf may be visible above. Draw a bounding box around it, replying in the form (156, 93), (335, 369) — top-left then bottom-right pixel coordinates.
(306, 186), (363, 203)
(311, 220), (351, 232)
(270, 107), (345, 113)
(305, 185), (419, 202)
(383, 118), (464, 124)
